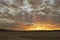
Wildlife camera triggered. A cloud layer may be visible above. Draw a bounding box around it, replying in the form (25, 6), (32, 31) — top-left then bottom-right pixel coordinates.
(0, 0), (60, 30)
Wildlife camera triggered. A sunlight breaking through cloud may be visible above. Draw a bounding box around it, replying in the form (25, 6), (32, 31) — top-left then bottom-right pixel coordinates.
(0, 0), (60, 31)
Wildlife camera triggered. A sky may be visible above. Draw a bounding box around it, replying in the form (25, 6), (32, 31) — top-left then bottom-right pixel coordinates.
(0, 0), (60, 31)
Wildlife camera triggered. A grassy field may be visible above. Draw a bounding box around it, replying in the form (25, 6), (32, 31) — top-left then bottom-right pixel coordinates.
(0, 30), (60, 40)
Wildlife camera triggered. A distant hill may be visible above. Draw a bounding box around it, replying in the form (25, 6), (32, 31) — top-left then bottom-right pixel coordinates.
(0, 29), (60, 32)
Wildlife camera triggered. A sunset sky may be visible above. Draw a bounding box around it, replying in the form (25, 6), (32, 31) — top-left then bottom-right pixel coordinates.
(0, 0), (60, 31)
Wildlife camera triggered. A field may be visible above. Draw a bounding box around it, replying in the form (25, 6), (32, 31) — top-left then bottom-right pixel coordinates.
(0, 30), (60, 40)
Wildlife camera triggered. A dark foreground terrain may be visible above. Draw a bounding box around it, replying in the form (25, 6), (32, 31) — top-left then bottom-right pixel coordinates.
(0, 30), (60, 40)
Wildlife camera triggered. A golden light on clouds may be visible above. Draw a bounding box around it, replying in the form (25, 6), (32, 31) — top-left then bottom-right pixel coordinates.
(19, 23), (60, 31)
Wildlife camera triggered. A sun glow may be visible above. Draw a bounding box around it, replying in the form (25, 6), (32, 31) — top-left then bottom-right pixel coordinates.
(16, 22), (60, 31)
(24, 23), (54, 31)
(21, 22), (60, 31)
(26, 23), (47, 30)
